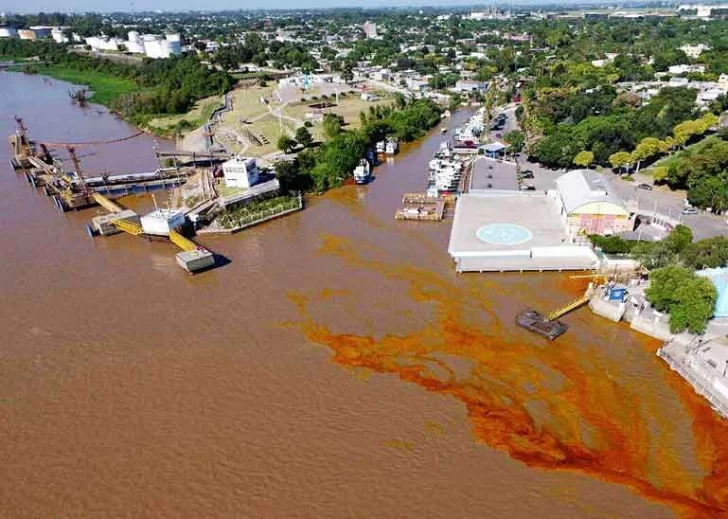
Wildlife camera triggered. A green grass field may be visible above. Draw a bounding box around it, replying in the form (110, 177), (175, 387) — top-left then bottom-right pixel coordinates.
(147, 95), (224, 135)
(33, 65), (140, 106)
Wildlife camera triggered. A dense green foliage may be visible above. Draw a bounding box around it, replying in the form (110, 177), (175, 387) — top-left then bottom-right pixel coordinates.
(0, 39), (234, 124)
(528, 87), (704, 168)
(217, 195), (300, 229)
(276, 98), (441, 192)
(646, 265), (717, 334)
(655, 135), (728, 212)
(589, 234), (639, 255)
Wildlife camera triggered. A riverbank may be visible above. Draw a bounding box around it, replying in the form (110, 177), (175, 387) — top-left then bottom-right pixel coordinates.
(28, 64), (141, 106)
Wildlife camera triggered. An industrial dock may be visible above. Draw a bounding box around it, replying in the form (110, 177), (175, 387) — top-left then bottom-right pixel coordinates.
(7, 117), (303, 274)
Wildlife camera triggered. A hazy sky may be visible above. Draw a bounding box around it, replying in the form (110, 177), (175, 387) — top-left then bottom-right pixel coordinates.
(3, 0), (613, 15)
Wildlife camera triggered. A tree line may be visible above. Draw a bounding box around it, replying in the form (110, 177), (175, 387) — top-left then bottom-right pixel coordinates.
(275, 97), (442, 193)
(0, 39), (234, 125)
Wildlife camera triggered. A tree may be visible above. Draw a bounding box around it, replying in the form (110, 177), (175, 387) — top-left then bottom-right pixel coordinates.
(609, 151), (632, 173)
(322, 113), (343, 139)
(670, 277), (717, 334)
(664, 224), (693, 254)
(277, 135), (297, 154)
(631, 137), (662, 173)
(503, 130), (525, 153)
(646, 265), (695, 313)
(295, 126), (313, 148)
(275, 159), (299, 193)
(573, 150), (595, 168)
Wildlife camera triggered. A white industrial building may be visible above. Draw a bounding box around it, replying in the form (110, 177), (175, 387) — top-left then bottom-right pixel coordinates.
(0, 27), (18, 38)
(140, 208), (186, 236)
(222, 156), (260, 189)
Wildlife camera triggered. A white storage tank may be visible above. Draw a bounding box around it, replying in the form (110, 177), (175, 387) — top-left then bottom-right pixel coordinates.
(140, 208), (186, 236)
(165, 33), (182, 56)
(0, 27), (19, 39)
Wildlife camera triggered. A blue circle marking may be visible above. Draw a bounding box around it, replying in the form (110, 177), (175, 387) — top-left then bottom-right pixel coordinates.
(476, 223), (533, 245)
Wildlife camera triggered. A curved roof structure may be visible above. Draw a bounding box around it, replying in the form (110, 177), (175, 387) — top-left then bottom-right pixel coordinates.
(555, 169), (628, 216)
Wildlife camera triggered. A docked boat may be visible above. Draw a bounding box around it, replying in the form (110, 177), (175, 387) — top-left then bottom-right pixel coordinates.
(375, 141), (386, 154)
(385, 139), (398, 155)
(353, 158), (371, 185)
(441, 127), (448, 134)
(515, 309), (568, 340)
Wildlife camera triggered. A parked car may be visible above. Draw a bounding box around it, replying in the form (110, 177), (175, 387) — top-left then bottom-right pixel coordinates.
(495, 133), (502, 138)
(520, 184), (536, 191)
(637, 183), (653, 190)
(520, 170), (534, 179)
(682, 207), (698, 215)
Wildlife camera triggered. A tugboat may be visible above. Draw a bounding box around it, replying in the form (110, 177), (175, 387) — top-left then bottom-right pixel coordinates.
(515, 309), (568, 340)
(353, 158), (371, 185)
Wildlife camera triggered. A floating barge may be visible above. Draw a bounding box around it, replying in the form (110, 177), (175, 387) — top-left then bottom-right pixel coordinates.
(516, 292), (592, 339)
(515, 309), (568, 340)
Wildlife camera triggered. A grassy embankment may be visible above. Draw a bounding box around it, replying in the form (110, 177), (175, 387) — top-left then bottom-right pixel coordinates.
(215, 84), (392, 157)
(19, 64), (224, 137)
(30, 64), (140, 106)
(646, 135), (721, 176)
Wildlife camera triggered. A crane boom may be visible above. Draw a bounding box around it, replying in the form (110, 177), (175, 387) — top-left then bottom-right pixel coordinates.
(40, 131), (145, 148)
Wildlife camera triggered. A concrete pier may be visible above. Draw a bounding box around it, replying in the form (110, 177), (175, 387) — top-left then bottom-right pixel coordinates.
(658, 337), (728, 420)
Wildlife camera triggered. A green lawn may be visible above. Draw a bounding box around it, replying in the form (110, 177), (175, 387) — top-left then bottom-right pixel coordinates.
(33, 65), (140, 106)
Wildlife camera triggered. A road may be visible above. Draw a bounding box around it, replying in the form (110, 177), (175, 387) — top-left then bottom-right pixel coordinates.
(487, 106), (727, 240)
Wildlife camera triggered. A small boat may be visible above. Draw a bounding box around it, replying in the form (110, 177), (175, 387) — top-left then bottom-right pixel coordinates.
(515, 309), (568, 340)
(375, 141), (386, 154)
(441, 127), (448, 134)
(443, 110), (451, 118)
(385, 139), (398, 155)
(353, 158), (371, 185)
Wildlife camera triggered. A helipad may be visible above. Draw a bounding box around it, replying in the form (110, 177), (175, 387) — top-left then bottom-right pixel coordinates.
(448, 192), (598, 272)
(476, 223), (533, 245)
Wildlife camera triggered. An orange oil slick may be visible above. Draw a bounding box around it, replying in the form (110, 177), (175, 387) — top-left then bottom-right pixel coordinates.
(288, 234), (728, 519)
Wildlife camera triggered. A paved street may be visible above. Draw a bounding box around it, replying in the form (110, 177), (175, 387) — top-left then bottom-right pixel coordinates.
(486, 106), (728, 240)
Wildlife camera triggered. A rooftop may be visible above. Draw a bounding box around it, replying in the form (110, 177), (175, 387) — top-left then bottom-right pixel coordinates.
(556, 169), (627, 214)
(448, 193), (568, 256)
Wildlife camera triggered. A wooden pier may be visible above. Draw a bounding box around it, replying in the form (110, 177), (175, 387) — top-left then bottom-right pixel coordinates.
(395, 193), (448, 221)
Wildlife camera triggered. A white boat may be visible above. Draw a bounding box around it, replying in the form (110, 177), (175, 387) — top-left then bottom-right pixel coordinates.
(353, 158), (371, 185)
(443, 110), (451, 118)
(375, 141), (386, 153)
(385, 139), (398, 155)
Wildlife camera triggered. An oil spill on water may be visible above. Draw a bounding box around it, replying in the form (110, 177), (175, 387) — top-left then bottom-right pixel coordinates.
(289, 234), (728, 519)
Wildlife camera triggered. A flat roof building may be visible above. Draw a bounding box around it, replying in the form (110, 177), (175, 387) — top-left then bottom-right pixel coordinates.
(222, 156), (260, 189)
(447, 192), (598, 272)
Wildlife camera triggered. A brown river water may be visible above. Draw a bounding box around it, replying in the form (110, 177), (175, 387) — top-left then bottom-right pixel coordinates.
(1, 71), (727, 519)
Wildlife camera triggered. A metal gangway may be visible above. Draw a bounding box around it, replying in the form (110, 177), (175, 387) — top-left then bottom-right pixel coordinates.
(545, 294), (591, 322)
